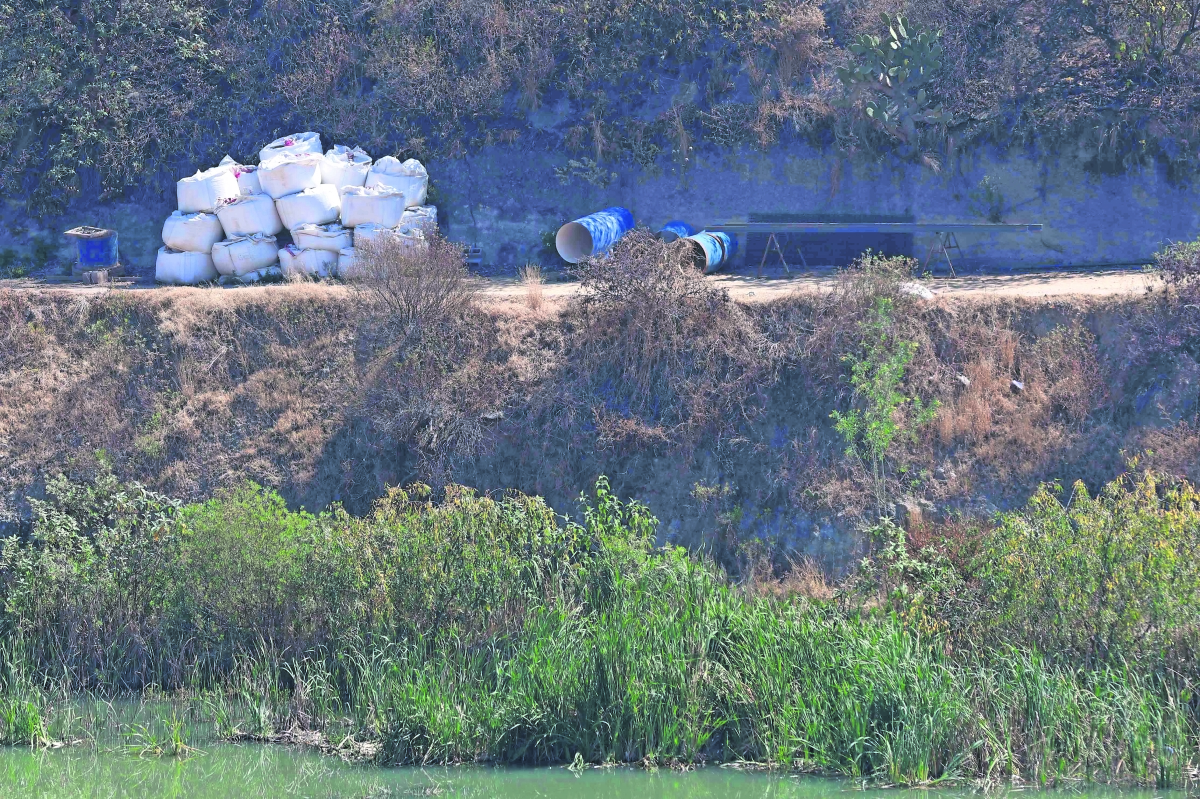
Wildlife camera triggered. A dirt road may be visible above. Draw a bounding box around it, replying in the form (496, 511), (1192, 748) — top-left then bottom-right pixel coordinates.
(2, 267), (1158, 303)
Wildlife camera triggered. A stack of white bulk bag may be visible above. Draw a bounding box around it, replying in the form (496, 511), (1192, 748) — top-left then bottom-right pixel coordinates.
(219, 155), (262, 196)
(217, 194), (283, 238)
(258, 132), (322, 164)
(279, 244), (337, 279)
(365, 157), (428, 208)
(161, 211), (224, 254)
(258, 153), (323, 200)
(341, 186), (406, 228)
(276, 184), (341, 230)
(293, 223), (352, 252)
(156, 248), (217, 285)
(322, 145), (372, 194)
(177, 167), (240, 214)
(212, 234), (279, 277)
(351, 223), (395, 247)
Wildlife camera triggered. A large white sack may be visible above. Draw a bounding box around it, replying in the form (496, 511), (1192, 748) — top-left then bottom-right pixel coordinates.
(177, 167), (240, 214)
(258, 132), (322, 164)
(216, 193), (283, 237)
(219, 155), (263, 195)
(322, 145), (372, 192)
(276, 184), (341, 230)
(279, 245), (337, 279)
(354, 224), (429, 253)
(258, 153), (323, 199)
(365, 157), (428, 208)
(212, 234), (279, 277)
(293, 223), (352, 253)
(161, 211), (224, 253)
(156, 247), (217, 285)
(397, 205), (438, 235)
(341, 186), (406, 228)
(336, 247), (358, 279)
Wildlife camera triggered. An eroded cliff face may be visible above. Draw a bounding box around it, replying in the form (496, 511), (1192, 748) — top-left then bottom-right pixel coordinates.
(2, 280), (1196, 571)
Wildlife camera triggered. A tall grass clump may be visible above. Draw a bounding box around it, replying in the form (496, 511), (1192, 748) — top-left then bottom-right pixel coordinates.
(1, 470), (1198, 785)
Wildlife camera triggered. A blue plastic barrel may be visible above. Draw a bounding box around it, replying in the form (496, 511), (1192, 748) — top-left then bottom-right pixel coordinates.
(657, 220), (695, 243)
(64, 227), (118, 268)
(555, 207), (634, 263)
(684, 231), (734, 273)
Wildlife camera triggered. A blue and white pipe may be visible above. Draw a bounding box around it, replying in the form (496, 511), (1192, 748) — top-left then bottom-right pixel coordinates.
(684, 231), (736, 273)
(657, 220), (695, 243)
(555, 207), (635, 263)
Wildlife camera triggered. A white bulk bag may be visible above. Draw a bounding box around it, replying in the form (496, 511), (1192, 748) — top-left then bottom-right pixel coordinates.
(177, 167), (240, 214)
(322, 145), (372, 192)
(341, 186), (406, 228)
(365, 157), (428, 208)
(156, 247), (217, 285)
(258, 131), (322, 164)
(257, 153), (323, 200)
(293, 223), (352, 253)
(216, 194), (283, 237)
(212, 234), (279, 277)
(336, 247), (358, 279)
(351, 223), (394, 247)
(161, 211), (224, 253)
(219, 155), (263, 195)
(276, 184), (341, 230)
(397, 205), (438, 235)
(279, 245), (337, 279)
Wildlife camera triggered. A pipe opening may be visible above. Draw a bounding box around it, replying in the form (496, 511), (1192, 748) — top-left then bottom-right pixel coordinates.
(556, 222), (594, 264)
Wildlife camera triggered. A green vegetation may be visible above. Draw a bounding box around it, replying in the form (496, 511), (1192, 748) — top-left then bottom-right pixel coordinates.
(4, 1), (1198, 212)
(2, 469), (1198, 785)
(831, 292), (939, 514)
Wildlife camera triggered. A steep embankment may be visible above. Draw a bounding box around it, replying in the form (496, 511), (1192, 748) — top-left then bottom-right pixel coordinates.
(2, 263), (1196, 567)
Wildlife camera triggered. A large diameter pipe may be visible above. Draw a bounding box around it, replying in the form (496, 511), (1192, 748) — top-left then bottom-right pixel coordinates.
(555, 207), (634, 263)
(684, 231), (736, 274)
(657, 220), (695, 243)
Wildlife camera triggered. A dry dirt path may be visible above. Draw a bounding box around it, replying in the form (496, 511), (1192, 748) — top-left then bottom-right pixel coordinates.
(0, 267), (1158, 303)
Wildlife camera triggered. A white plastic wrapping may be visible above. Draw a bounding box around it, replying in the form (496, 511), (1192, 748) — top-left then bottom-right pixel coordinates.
(321, 145), (372, 193)
(396, 205), (438, 235)
(365, 156), (428, 208)
(219, 155), (263, 195)
(336, 247), (358, 279)
(216, 193), (283, 238)
(155, 247), (217, 285)
(341, 185), (407, 228)
(161, 211), (225, 253)
(258, 131), (322, 164)
(276, 184), (342, 231)
(293, 223), (353, 253)
(279, 245), (337, 279)
(212, 234), (279, 277)
(177, 167), (240, 214)
(257, 153), (323, 199)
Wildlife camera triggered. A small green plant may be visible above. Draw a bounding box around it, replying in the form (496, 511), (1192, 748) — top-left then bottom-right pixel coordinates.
(554, 157), (616, 188)
(968, 176), (1006, 223)
(831, 297), (939, 515)
(836, 13), (949, 146)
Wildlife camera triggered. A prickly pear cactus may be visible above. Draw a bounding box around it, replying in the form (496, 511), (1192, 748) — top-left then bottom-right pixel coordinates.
(836, 13), (949, 144)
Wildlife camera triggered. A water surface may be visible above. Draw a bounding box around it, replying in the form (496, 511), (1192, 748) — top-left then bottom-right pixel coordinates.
(0, 745), (1189, 799)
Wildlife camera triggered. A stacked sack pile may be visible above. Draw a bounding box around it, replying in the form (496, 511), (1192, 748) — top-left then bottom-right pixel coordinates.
(157, 132), (437, 285)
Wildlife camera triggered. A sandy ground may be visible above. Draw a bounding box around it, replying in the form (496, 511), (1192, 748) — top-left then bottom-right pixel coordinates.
(0, 267), (1158, 304)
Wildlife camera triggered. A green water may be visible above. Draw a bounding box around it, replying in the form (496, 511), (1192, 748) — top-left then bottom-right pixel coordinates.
(0, 745), (1190, 799)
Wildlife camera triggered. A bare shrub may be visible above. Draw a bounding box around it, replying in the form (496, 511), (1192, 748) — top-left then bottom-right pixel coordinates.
(519, 264), (545, 311)
(1155, 239), (1200, 301)
(350, 234), (476, 345)
(555, 229), (778, 450)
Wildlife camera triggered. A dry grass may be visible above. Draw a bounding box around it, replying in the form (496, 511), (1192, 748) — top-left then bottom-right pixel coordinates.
(519, 264), (545, 312)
